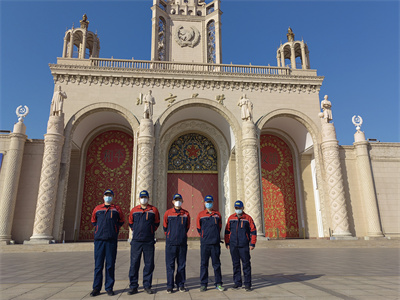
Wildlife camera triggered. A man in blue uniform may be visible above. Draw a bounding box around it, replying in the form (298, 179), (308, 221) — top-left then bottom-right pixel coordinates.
(225, 200), (257, 292)
(90, 189), (125, 297)
(163, 194), (190, 293)
(196, 195), (225, 292)
(127, 190), (160, 295)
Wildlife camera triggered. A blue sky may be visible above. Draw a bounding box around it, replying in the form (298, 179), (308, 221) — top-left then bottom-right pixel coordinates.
(0, 0), (399, 145)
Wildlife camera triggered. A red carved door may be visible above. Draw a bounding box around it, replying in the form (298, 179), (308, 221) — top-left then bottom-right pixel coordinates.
(261, 134), (299, 238)
(167, 133), (218, 237)
(79, 130), (133, 241)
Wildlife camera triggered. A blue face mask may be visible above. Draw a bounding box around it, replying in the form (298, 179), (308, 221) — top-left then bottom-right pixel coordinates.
(104, 196), (113, 203)
(235, 209), (243, 215)
(205, 202), (213, 209)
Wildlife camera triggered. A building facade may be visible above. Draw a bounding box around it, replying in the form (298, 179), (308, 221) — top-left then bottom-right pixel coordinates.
(0, 0), (399, 244)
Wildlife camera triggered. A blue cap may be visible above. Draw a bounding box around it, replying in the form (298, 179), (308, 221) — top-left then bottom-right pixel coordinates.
(234, 200), (244, 208)
(104, 189), (114, 196)
(204, 195), (214, 202)
(173, 193), (182, 200)
(139, 190), (149, 198)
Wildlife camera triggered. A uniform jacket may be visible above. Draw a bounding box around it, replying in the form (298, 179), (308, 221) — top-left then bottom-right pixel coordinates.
(129, 204), (160, 242)
(163, 207), (190, 245)
(91, 203), (125, 241)
(196, 209), (222, 245)
(224, 212), (257, 248)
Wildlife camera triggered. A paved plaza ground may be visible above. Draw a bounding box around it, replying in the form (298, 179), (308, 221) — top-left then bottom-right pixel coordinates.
(0, 239), (399, 300)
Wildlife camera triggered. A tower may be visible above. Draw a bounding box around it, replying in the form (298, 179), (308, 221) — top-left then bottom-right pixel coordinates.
(151, 0), (222, 63)
(62, 14), (100, 59)
(276, 27), (310, 69)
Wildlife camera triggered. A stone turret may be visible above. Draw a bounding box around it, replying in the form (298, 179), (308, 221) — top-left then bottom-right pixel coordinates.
(62, 14), (100, 59)
(276, 27), (310, 69)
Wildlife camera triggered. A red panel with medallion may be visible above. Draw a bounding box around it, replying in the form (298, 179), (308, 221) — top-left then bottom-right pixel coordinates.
(260, 134), (299, 238)
(79, 130), (133, 241)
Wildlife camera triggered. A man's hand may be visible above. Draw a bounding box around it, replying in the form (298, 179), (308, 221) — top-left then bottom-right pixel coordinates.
(250, 246), (255, 250)
(226, 245), (230, 249)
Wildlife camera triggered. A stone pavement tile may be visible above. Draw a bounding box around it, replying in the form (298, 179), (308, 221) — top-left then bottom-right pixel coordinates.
(0, 283), (18, 291)
(46, 291), (90, 300)
(0, 288), (33, 300)
(283, 288), (334, 297)
(11, 287), (65, 300)
(252, 286), (297, 297)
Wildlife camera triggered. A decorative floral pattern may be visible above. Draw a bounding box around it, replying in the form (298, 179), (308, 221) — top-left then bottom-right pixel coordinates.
(168, 133), (217, 172)
(261, 134), (299, 238)
(79, 130), (133, 240)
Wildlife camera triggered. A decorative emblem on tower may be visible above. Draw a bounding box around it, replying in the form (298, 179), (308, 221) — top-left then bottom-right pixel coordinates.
(352, 115), (363, 131)
(15, 105), (29, 122)
(174, 26), (200, 48)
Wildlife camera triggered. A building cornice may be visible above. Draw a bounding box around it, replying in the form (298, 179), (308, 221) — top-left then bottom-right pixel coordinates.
(49, 59), (324, 94)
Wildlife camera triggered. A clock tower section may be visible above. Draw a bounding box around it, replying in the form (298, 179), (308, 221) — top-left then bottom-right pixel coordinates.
(151, 0), (222, 64)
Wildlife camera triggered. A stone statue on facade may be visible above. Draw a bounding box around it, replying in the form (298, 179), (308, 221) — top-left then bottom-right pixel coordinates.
(287, 27), (295, 42)
(238, 94), (253, 121)
(51, 86), (67, 116)
(320, 95), (332, 123)
(143, 90), (156, 119)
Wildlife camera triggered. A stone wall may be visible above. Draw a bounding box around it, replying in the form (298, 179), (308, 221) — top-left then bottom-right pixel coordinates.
(10, 140), (44, 243)
(369, 143), (400, 237)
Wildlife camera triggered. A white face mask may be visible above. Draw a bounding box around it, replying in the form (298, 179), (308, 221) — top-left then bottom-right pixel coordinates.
(140, 197), (149, 205)
(235, 209), (243, 215)
(174, 200), (182, 208)
(104, 196), (113, 203)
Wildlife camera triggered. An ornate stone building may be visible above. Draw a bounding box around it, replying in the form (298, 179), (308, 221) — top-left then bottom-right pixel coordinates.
(0, 0), (399, 244)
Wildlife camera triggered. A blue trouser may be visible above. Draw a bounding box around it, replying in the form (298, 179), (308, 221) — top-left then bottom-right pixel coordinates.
(229, 245), (251, 287)
(93, 239), (118, 291)
(165, 243), (187, 289)
(129, 240), (155, 289)
(200, 243), (222, 286)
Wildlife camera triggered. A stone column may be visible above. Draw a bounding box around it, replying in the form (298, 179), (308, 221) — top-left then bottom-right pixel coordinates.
(136, 118), (155, 205)
(354, 131), (383, 237)
(276, 53), (281, 67)
(26, 115), (65, 244)
(280, 51), (285, 67)
(320, 122), (352, 238)
(290, 45), (296, 69)
(68, 33), (74, 58)
(301, 44), (307, 69)
(0, 121), (27, 244)
(241, 121), (263, 234)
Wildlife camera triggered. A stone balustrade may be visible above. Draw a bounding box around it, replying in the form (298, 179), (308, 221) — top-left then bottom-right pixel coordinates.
(90, 58), (291, 76)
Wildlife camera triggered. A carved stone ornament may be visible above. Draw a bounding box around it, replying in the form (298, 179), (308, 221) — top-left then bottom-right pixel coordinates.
(174, 25), (200, 48)
(352, 115), (363, 131)
(16, 105), (29, 122)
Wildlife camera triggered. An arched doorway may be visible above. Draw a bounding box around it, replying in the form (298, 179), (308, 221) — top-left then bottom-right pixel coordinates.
(167, 133), (218, 237)
(261, 134), (299, 238)
(78, 130), (133, 240)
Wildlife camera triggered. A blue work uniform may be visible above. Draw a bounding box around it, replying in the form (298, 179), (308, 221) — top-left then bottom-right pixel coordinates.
(163, 207), (190, 289)
(91, 203), (125, 292)
(197, 209), (223, 287)
(128, 204), (160, 290)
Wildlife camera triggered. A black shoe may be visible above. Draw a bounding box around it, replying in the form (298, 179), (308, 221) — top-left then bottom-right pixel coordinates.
(106, 290), (115, 296)
(127, 288), (138, 295)
(144, 287), (155, 294)
(231, 284), (241, 290)
(90, 289), (100, 297)
(166, 288), (173, 294)
(244, 286), (252, 292)
(179, 286), (188, 292)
